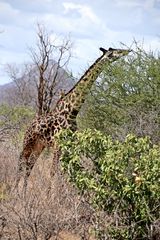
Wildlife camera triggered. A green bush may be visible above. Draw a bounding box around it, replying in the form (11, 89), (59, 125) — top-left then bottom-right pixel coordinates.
(78, 45), (160, 143)
(58, 129), (160, 239)
(0, 104), (34, 141)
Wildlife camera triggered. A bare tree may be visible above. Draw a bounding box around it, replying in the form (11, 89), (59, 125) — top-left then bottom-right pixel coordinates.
(5, 63), (35, 107)
(4, 24), (74, 114)
(29, 24), (73, 115)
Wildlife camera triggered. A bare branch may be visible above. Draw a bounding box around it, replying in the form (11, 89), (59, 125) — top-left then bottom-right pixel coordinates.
(29, 23), (73, 115)
(4, 23), (73, 115)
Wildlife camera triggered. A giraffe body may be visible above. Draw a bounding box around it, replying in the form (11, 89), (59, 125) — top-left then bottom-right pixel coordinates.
(18, 47), (130, 179)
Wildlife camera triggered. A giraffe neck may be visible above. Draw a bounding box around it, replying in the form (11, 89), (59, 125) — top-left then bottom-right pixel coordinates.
(60, 53), (110, 114)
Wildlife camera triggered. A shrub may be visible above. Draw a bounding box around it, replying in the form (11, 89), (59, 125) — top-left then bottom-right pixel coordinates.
(79, 45), (160, 143)
(0, 104), (34, 142)
(58, 129), (160, 239)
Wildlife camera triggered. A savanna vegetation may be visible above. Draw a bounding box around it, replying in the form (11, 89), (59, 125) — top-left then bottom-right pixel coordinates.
(0, 26), (159, 240)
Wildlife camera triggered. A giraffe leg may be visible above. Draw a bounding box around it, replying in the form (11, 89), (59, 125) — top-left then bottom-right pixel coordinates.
(16, 141), (45, 193)
(47, 146), (61, 196)
(50, 146), (61, 177)
(15, 147), (32, 191)
(22, 151), (39, 195)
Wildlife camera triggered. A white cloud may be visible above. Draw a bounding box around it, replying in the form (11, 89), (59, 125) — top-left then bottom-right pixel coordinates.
(63, 2), (100, 23)
(0, 0), (160, 85)
(115, 0), (155, 9)
(143, 37), (160, 51)
(0, 2), (19, 24)
(0, 1), (19, 14)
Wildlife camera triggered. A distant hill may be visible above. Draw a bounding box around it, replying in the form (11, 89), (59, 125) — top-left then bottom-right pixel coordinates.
(0, 82), (14, 104)
(0, 62), (76, 107)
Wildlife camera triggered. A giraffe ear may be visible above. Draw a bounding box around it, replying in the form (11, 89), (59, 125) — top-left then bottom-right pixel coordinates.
(99, 47), (108, 54)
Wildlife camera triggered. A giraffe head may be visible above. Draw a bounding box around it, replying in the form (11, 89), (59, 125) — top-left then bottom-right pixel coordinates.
(100, 47), (131, 61)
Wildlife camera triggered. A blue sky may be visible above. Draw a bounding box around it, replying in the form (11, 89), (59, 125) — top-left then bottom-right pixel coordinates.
(0, 0), (160, 84)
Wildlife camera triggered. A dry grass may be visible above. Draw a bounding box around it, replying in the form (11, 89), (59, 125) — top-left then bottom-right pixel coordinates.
(0, 140), (96, 240)
(1, 139), (160, 239)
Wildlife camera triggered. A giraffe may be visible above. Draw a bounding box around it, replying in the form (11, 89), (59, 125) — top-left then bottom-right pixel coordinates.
(17, 47), (130, 183)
